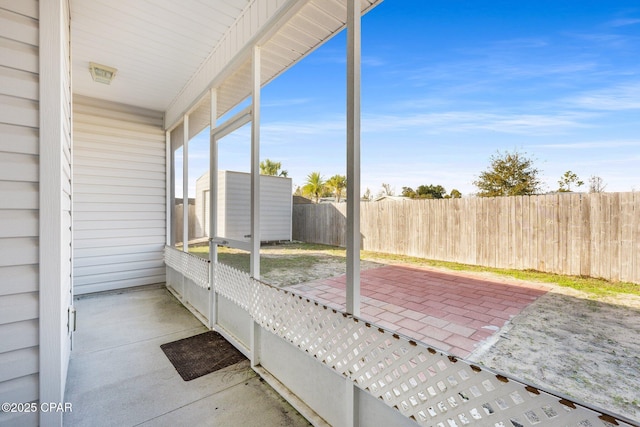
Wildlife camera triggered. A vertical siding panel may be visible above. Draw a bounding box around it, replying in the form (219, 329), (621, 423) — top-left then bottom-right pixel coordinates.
(512, 196), (521, 269)
(528, 195), (537, 270)
(619, 192), (633, 282)
(609, 193), (621, 281)
(469, 197), (477, 265)
(490, 197), (499, 268)
(547, 194), (558, 273)
(580, 194), (591, 277)
(0, 2), (40, 418)
(481, 197), (489, 266)
(453, 199), (461, 263)
(568, 194), (581, 276)
(476, 198), (484, 266)
(436, 199), (442, 259)
(601, 193), (612, 279)
(634, 193), (640, 283)
(535, 195), (545, 271)
(590, 194), (602, 279)
(73, 97), (166, 294)
(502, 196), (509, 268)
(451, 199), (459, 263)
(557, 194), (569, 275)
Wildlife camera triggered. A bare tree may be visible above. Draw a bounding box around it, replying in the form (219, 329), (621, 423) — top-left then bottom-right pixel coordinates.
(378, 183), (394, 198)
(588, 175), (607, 193)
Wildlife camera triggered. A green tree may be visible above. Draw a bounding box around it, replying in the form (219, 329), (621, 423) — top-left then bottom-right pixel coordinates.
(449, 189), (462, 199)
(402, 185), (449, 199)
(401, 187), (416, 198)
(259, 158), (288, 177)
(473, 150), (543, 197)
(558, 170), (584, 192)
(416, 184), (446, 199)
(326, 174), (347, 202)
(302, 172), (325, 203)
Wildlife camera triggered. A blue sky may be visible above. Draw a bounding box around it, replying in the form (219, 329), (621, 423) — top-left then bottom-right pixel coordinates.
(179, 0), (640, 197)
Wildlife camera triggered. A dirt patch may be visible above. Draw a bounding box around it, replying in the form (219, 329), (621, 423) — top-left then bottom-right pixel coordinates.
(259, 245), (382, 287)
(469, 284), (640, 421)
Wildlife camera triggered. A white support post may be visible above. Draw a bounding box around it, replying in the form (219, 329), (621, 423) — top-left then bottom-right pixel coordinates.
(250, 45), (262, 368)
(209, 88), (218, 329)
(166, 131), (172, 246)
(182, 115), (190, 252)
(250, 46), (261, 280)
(346, 0), (361, 317)
(346, 2), (362, 424)
(345, 379), (360, 427)
(39, 1), (68, 424)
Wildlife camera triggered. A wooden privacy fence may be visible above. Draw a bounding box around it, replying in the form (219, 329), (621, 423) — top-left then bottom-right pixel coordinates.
(174, 203), (197, 244)
(292, 192), (640, 284)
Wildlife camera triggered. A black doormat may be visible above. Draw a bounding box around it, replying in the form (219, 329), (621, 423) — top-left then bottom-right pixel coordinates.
(160, 331), (247, 381)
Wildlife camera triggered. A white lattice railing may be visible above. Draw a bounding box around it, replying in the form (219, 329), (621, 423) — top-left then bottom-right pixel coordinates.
(162, 249), (636, 426)
(212, 262), (636, 427)
(164, 246), (210, 289)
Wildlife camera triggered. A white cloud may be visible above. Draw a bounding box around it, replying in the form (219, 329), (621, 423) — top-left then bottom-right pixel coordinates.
(361, 111), (591, 135)
(605, 18), (640, 28)
(256, 107), (592, 144)
(535, 140), (640, 149)
(570, 82), (640, 110)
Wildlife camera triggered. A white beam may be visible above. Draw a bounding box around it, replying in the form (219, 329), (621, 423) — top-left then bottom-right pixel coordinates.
(250, 46), (261, 280)
(166, 131), (171, 246)
(346, 0), (361, 317)
(183, 114), (189, 252)
(209, 88), (218, 329)
(250, 45), (261, 369)
(165, 0), (307, 130)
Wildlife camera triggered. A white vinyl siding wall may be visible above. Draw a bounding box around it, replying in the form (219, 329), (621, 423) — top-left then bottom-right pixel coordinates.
(0, 2), (40, 425)
(73, 96), (166, 294)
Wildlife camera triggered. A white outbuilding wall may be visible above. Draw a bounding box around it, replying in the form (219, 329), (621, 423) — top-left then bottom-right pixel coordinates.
(195, 170), (292, 242)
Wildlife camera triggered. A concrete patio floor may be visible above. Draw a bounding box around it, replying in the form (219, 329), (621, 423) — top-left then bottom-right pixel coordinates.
(64, 285), (310, 427)
(290, 264), (550, 357)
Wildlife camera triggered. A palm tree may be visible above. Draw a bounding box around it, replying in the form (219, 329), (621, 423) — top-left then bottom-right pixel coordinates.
(326, 174), (346, 202)
(302, 172), (325, 203)
(259, 158), (288, 177)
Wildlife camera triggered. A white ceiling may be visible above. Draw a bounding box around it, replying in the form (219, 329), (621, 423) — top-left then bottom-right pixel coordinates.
(71, 0), (251, 112)
(71, 0), (383, 132)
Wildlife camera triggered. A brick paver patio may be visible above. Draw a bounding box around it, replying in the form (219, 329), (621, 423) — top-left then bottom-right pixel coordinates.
(290, 264), (550, 357)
